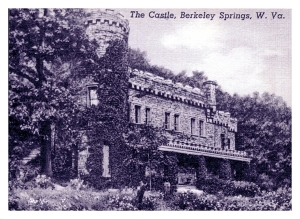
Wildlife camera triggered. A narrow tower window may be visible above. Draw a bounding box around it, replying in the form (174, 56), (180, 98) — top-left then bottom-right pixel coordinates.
(221, 134), (225, 149)
(191, 118), (196, 135)
(199, 120), (204, 136)
(145, 108), (151, 124)
(135, 105), (141, 123)
(174, 114), (180, 131)
(165, 112), (170, 129)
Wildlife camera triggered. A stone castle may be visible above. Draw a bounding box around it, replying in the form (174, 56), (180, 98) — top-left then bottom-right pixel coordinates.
(79, 9), (250, 185)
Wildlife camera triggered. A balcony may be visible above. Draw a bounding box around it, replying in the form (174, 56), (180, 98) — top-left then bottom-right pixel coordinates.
(159, 141), (251, 162)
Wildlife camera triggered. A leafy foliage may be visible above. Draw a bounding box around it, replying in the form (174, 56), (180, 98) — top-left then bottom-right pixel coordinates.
(9, 8), (98, 177)
(172, 187), (291, 211)
(124, 124), (172, 188)
(196, 175), (260, 197)
(34, 174), (55, 189)
(9, 186), (291, 210)
(84, 38), (129, 188)
(216, 90), (291, 188)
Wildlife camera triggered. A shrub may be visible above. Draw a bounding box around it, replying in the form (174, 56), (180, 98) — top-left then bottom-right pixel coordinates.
(8, 184), (291, 211)
(52, 147), (73, 180)
(196, 176), (232, 196)
(172, 187), (291, 211)
(139, 191), (162, 210)
(69, 178), (84, 191)
(257, 173), (275, 191)
(35, 175), (54, 189)
(232, 181), (260, 197)
(105, 193), (137, 210)
(172, 191), (222, 210)
(196, 176), (260, 197)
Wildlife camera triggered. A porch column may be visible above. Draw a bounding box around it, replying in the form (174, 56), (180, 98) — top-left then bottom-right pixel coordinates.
(218, 158), (232, 180)
(196, 155), (207, 189)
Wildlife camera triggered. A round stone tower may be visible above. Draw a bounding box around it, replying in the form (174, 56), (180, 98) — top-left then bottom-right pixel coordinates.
(81, 9), (130, 187)
(84, 9), (130, 57)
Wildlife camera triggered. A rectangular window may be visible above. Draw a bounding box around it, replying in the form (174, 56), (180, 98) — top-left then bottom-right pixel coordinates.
(165, 112), (170, 129)
(135, 105), (141, 123)
(145, 108), (151, 124)
(102, 145), (110, 177)
(88, 87), (99, 107)
(174, 114), (180, 131)
(191, 118), (196, 135)
(199, 120), (204, 136)
(221, 134), (225, 150)
(228, 138), (231, 149)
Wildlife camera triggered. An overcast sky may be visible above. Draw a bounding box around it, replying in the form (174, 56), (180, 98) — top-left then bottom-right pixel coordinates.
(118, 8), (291, 106)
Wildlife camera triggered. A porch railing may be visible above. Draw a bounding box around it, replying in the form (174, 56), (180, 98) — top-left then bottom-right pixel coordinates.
(159, 141), (251, 162)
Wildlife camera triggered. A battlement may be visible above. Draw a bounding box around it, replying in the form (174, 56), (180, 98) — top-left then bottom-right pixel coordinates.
(85, 9), (129, 36)
(213, 111), (238, 132)
(130, 69), (208, 107)
(129, 69), (238, 132)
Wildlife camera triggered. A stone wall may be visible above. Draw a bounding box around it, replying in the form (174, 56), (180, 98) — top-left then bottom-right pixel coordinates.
(85, 9), (129, 57)
(128, 70), (237, 150)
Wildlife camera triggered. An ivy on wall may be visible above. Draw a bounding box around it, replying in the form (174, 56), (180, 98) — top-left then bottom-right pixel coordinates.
(85, 39), (129, 188)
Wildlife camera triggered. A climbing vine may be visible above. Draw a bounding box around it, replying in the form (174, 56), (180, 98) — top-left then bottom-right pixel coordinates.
(85, 39), (129, 188)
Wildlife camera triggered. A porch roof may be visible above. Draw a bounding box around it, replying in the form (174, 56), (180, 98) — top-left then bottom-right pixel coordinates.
(159, 141), (251, 162)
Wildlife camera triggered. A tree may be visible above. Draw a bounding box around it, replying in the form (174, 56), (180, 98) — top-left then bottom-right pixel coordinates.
(124, 124), (171, 190)
(216, 89), (291, 188)
(128, 48), (151, 72)
(9, 9), (97, 178)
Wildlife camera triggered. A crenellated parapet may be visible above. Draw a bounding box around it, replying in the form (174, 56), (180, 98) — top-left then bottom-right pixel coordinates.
(85, 9), (129, 57)
(129, 69), (238, 132)
(129, 69), (208, 107)
(213, 111), (238, 132)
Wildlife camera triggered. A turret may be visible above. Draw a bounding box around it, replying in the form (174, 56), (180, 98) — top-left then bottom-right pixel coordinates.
(84, 9), (129, 57)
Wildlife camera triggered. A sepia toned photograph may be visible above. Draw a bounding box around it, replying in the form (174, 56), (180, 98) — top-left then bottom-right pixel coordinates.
(8, 8), (291, 211)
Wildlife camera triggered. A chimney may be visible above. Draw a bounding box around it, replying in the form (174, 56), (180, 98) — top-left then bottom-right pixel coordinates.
(203, 81), (217, 110)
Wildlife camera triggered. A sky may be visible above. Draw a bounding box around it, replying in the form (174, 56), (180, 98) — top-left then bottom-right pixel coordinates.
(118, 9), (291, 106)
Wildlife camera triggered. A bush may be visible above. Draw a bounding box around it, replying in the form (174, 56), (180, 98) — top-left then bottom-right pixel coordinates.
(8, 184), (291, 211)
(232, 181), (260, 197)
(172, 187), (291, 211)
(172, 191), (221, 210)
(35, 175), (54, 189)
(196, 176), (260, 197)
(257, 173), (275, 191)
(69, 178), (84, 191)
(196, 176), (233, 196)
(52, 148), (73, 180)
